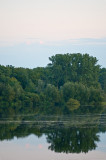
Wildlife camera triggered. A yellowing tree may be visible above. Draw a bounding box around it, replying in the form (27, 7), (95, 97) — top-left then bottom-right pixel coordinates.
(67, 98), (80, 111)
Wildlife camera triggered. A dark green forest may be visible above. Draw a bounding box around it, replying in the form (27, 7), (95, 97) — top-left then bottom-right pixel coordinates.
(0, 53), (106, 116)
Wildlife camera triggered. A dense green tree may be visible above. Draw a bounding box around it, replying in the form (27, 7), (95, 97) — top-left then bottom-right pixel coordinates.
(0, 53), (105, 116)
(60, 82), (102, 106)
(99, 68), (106, 93)
(12, 67), (29, 89)
(48, 53), (100, 88)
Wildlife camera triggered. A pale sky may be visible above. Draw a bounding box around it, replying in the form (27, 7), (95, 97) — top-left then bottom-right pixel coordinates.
(0, 0), (106, 68)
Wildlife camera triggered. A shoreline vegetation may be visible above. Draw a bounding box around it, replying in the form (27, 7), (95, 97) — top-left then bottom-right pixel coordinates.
(0, 53), (106, 116)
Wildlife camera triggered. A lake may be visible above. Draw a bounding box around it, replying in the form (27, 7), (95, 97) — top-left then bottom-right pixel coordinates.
(0, 114), (106, 160)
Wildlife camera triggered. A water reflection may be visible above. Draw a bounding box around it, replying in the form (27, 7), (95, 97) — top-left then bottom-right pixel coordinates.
(0, 114), (106, 154)
(47, 127), (99, 153)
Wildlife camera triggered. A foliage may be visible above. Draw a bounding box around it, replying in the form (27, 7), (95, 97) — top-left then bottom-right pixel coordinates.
(48, 53), (100, 88)
(0, 53), (105, 116)
(99, 68), (106, 93)
(67, 98), (80, 111)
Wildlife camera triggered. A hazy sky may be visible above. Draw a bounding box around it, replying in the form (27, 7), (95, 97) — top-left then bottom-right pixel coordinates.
(0, 0), (106, 68)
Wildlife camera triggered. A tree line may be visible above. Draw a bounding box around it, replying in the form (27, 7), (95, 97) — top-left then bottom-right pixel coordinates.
(0, 53), (106, 116)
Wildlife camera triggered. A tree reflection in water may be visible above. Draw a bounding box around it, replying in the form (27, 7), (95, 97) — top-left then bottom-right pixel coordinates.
(47, 127), (99, 153)
(0, 114), (106, 154)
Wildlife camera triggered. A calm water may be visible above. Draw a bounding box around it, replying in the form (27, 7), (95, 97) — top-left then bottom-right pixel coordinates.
(0, 114), (106, 160)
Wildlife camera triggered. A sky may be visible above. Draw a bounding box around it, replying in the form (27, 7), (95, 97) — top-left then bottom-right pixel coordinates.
(0, 0), (106, 68)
